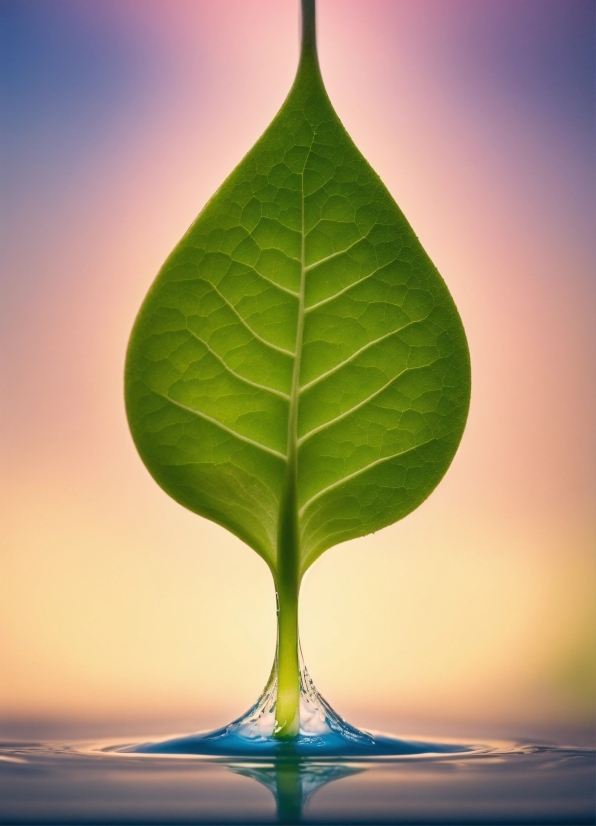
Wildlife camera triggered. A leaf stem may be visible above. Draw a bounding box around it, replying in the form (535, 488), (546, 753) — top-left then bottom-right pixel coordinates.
(274, 363), (301, 737)
(300, 0), (321, 77)
(301, 0), (317, 58)
(274, 569), (301, 737)
(272, 0), (319, 740)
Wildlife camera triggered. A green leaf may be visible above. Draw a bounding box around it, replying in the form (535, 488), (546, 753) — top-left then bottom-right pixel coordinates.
(125, 1), (470, 579)
(125, 0), (470, 736)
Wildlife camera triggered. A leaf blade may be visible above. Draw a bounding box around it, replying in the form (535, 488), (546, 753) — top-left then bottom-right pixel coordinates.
(124, 19), (470, 576)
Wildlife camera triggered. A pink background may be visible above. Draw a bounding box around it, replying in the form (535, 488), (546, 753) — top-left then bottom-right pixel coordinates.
(1, 0), (594, 741)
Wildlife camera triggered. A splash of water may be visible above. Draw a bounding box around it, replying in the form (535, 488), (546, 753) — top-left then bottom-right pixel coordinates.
(127, 645), (469, 757)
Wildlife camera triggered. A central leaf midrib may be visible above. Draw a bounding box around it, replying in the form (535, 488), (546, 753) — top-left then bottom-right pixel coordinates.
(277, 131), (316, 571)
(286, 152), (309, 483)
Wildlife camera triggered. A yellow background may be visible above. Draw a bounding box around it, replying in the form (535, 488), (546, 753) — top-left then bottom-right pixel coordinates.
(1, 0), (594, 739)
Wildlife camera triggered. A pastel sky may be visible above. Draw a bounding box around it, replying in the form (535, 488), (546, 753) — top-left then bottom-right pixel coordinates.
(1, 0), (594, 738)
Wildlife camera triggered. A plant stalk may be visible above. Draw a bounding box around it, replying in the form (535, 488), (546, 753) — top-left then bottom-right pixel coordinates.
(272, 0), (319, 742)
(274, 441), (301, 737)
(300, 0), (317, 60)
(274, 575), (300, 738)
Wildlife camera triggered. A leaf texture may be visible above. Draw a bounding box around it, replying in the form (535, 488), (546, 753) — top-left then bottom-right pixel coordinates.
(125, 42), (471, 576)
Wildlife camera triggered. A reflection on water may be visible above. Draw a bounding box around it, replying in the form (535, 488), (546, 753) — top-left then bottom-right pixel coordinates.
(227, 754), (364, 824)
(0, 737), (594, 824)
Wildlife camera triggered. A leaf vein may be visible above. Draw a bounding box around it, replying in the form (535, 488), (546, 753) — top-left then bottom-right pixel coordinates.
(297, 359), (440, 445)
(304, 236), (367, 272)
(299, 439), (436, 516)
(206, 278), (295, 356)
(304, 258), (399, 314)
(299, 320), (417, 393)
(249, 268), (301, 297)
(156, 392), (287, 461)
(185, 328), (290, 400)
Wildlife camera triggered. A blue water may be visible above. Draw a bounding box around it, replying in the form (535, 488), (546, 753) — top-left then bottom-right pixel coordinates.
(126, 727), (470, 758)
(2, 657), (594, 823)
(1, 735), (593, 824)
(122, 651), (472, 759)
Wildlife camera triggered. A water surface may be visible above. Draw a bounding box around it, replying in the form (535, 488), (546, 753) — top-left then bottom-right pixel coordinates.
(1, 735), (593, 824)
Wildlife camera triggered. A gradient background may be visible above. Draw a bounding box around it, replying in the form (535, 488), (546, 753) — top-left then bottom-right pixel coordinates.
(1, 0), (594, 743)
